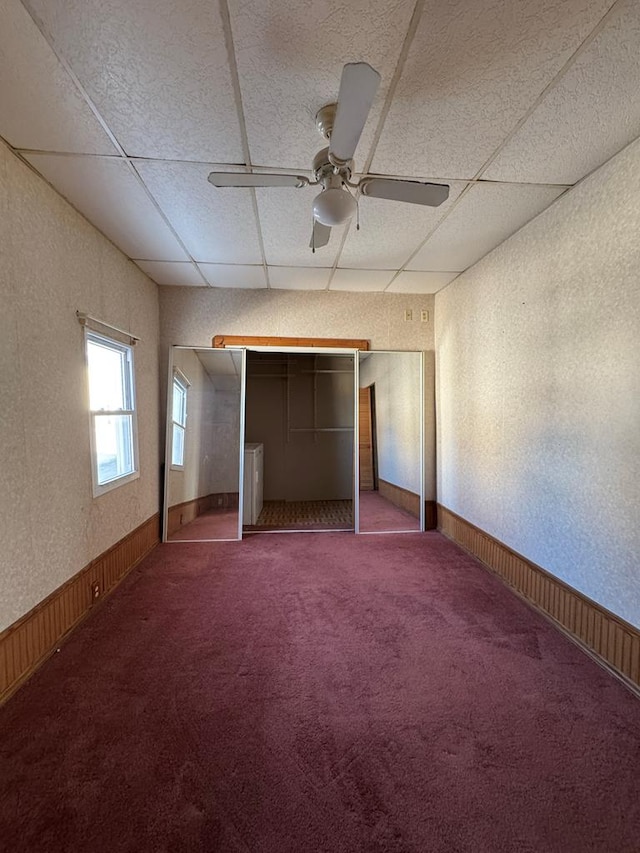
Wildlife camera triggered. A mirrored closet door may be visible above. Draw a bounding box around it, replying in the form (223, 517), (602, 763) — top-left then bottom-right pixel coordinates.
(164, 347), (244, 541)
(357, 351), (424, 533)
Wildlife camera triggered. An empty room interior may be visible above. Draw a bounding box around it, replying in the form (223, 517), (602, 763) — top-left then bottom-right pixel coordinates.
(1, 1), (639, 851)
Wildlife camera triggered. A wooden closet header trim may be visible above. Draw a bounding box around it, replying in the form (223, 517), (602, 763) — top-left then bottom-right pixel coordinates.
(212, 335), (370, 350)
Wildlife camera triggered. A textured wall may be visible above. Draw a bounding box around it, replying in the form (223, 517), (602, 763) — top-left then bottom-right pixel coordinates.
(158, 287), (436, 499)
(0, 141), (159, 632)
(435, 137), (640, 628)
(359, 352), (422, 495)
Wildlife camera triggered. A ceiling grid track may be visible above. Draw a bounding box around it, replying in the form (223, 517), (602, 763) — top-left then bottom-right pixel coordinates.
(18, 0), (210, 287)
(382, 0), (625, 292)
(327, 0), (426, 289)
(218, 0), (270, 288)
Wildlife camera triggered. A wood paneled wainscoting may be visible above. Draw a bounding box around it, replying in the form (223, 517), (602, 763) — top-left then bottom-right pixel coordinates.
(378, 479), (420, 518)
(0, 514), (159, 706)
(438, 506), (640, 694)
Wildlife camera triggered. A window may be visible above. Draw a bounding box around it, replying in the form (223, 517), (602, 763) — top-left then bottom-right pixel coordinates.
(85, 331), (139, 496)
(171, 374), (188, 468)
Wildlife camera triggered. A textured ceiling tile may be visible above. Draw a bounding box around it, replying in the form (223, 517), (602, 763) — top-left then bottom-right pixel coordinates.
(24, 0), (244, 161)
(386, 271), (459, 293)
(407, 182), (567, 272)
(24, 154), (189, 261)
(330, 269), (394, 291)
(135, 160), (263, 264)
(268, 266), (331, 289)
(255, 186), (344, 266)
(198, 264), (267, 288)
(338, 181), (467, 269)
(0, 0), (116, 154)
(485, 0), (640, 184)
(229, 0), (417, 171)
(372, 0), (615, 180)
(134, 260), (206, 286)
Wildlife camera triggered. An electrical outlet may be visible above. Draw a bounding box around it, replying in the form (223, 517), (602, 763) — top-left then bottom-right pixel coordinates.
(404, 309), (413, 321)
(421, 309), (429, 323)
(91, 581), (100, 600)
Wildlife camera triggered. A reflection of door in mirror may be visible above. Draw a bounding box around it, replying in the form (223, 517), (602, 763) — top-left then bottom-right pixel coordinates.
(165, 347), (243, 541)
(359, 385), (376, 491)
(358, 352), (423, 533)
(243, 351), (355, 531)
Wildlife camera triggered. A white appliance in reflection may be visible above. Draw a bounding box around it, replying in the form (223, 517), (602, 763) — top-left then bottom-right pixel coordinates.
(243, 443), (264, 525)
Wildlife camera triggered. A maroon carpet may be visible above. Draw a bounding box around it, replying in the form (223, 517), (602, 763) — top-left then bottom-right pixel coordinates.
(1, 532), (639, 852)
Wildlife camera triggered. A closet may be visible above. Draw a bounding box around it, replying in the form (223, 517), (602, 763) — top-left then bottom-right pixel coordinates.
(162, 345), (425, 540)
(243, 351), (354, 530)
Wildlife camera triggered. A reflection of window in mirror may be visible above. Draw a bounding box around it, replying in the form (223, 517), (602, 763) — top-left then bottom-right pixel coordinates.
(171, 372), (188, 469)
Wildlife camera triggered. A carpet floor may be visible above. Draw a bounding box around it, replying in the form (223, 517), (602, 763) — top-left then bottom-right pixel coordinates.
(1, 532), (639, 852)
(358, 491), (420, 532)
(168, 508), (239, 541)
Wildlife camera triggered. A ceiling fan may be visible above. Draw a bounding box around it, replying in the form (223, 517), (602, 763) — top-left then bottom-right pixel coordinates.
(208, 62), (449, 250)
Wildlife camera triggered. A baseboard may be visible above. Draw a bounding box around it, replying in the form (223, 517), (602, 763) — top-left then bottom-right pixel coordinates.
(0, 513), (160, 706)
(378, 479), (420, 518)
(438, 505), (640, 694)
(167, 492), (239, 535)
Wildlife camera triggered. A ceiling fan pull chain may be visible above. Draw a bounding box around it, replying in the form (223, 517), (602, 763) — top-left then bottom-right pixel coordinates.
(356, 198), (360, 231)
(311, 216), (316, 253)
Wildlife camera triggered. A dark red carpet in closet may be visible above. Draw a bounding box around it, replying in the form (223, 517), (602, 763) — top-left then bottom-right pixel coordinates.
(1, 532), (639, 852)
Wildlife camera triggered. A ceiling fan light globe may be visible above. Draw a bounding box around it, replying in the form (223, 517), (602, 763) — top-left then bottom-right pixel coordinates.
(312, 187), (357, 226)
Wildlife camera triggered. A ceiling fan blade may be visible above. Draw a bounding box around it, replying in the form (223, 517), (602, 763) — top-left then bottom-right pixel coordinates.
(208, 172), (309, 188)
(309, 220), (331, 250)
(329, 62), (381, 165)
(359, 177), (450, 207)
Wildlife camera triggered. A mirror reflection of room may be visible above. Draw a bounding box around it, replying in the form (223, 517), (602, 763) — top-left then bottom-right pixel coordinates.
(358, 351), (422, 533)
(165, 348), (242, 541)
(244, 351), (355, 532)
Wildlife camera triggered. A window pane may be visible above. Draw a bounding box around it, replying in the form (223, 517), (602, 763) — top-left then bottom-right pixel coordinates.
(172, 424), (185, 466)
(87, 339), (127, 411)
(172, 381), (186, 426)
(94, 414), (134, 484)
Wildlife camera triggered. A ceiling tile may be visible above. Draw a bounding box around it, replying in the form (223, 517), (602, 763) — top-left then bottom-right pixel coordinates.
(135, 160), (263, 264)
(255, 185), (344, 267)
(0, 0), (116, 154)
(268, 267), (331, 290)
(372, 0), (615, 180)
(386, 271), (459, 294)
(24, 0), (244, 161)
(338, 181), (467, 269)
(135, 261), (206, 287)
(24, 154), (189, 261)
(485, 0), (640, 184)
(330, 269), (394, 292)
(229, 0), (417, 171)
(198, 264), (267, 289)
(407, 182), (567, 272)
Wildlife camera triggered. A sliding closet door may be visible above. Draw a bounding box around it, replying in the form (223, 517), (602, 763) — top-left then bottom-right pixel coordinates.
(356, 351), (424, 533)
(163, 347), (245, 541)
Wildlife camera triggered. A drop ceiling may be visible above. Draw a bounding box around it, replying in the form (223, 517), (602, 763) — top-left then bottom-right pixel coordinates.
(2, 0), (639, 294)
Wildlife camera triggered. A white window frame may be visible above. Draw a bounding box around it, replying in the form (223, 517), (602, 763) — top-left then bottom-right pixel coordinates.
(84, 329), (140, 497)
(170, 371), (188, 470)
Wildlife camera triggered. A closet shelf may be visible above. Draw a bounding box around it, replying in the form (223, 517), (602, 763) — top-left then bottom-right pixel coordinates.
(300, 369), (353, 374)
(289, 427), (353, 433)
